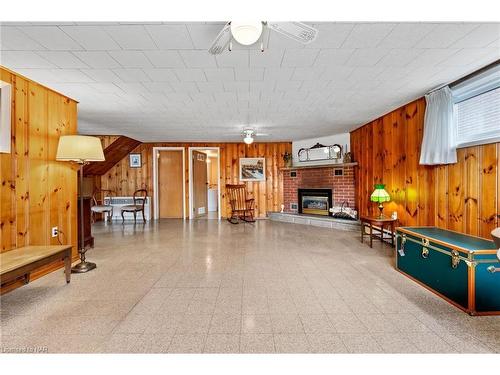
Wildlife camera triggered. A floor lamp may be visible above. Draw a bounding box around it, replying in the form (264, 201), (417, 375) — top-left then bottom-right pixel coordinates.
(56, 135), (105, 273)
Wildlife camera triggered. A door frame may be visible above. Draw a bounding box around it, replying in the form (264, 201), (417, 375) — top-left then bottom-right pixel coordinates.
(152, 146), (186, 220)
(188, 147), (221, 220)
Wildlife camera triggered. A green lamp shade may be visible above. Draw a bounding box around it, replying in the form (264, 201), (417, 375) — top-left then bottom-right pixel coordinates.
(370, 184), (390, 203)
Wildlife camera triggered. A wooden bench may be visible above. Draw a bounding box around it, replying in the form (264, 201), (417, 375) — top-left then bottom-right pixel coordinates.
(0, 245), (72, 286)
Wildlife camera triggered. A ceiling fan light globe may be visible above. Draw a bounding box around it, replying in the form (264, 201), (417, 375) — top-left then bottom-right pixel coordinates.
(231, 21), (263, 46)
(243, 136), (254, 145)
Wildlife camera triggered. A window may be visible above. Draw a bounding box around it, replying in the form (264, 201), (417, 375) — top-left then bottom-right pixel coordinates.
(452, 65), (500, 148)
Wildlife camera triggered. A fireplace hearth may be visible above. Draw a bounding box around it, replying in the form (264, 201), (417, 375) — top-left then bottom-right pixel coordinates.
(298, 188), (332, 216)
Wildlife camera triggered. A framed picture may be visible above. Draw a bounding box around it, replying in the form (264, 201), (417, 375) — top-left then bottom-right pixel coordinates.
(0, 81), (12, 153)
(129, 153), (142, 168)
(239, 157), (265, 182)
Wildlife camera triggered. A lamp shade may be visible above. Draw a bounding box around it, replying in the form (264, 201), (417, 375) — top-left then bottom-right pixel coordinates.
(370, 184), (390, 203)
(56, 135), (105, 162)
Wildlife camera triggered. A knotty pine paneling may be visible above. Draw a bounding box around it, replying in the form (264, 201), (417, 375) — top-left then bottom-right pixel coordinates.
(0, 66), (78, 292)
(94, 139), (291, 219)
(350, 97), (499, 239)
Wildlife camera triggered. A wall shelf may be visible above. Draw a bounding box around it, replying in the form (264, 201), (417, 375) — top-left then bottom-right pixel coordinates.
(280, 162), (358, 171)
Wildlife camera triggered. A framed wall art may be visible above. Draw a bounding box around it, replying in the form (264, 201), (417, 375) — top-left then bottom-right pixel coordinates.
(239, 157), (265, 182)
(129, 153), (142, 168)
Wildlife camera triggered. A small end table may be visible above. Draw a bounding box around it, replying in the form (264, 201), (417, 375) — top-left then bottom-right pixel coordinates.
(360, 216), (397, 248)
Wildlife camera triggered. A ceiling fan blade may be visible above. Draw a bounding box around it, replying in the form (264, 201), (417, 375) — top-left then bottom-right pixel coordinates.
(208, 22), (232, 55)
(255, 133), (270, 136)
(266, 21), (318, 44)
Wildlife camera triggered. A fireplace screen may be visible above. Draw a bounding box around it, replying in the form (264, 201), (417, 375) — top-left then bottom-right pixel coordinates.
(301, 196), (329, 215)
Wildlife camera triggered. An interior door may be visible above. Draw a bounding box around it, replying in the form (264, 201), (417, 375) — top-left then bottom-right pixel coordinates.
(192, 150), (208, 218)
(158, 150), (183, 218)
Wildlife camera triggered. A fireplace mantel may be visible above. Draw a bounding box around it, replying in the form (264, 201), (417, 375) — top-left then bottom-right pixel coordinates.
(280, 162), (358, 171)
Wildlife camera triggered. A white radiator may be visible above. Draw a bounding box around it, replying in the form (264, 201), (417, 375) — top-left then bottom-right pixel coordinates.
(103, 196), (152, 221)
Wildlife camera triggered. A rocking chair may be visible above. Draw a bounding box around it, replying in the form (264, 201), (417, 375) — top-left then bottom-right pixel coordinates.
(226, 184), (255, 224)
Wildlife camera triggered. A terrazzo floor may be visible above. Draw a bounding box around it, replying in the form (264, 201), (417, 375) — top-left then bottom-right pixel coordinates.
(1, 219), (499, 353)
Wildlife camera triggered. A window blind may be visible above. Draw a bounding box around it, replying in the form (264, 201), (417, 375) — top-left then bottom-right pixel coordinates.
(455, 86), (500, 147)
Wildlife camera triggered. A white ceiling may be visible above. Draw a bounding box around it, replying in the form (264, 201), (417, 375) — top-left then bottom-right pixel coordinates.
(1, 22), (499, 142)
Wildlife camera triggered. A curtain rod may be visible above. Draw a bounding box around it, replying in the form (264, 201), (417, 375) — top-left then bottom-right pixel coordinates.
(425, 59), (500, 95)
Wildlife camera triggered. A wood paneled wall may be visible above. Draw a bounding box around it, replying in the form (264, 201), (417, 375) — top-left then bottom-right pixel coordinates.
(93, 138), (292, 218)
(0, 66), (78, 289)
(350, 97), (499, 238)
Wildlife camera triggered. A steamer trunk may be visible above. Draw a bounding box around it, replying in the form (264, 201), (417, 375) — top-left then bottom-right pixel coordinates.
(396, 227), (500, 315)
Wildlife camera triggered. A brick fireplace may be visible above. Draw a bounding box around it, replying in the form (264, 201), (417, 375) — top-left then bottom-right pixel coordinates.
(283, 166), (355, 214)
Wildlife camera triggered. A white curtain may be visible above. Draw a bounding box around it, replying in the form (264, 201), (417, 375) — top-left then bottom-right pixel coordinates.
(419, 86), (457, 165)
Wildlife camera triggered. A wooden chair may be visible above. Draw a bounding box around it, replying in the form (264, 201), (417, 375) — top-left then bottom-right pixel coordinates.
(120, 189), (147, 223)
(225, 184), (255, 224)
(91, 189), (114, 222)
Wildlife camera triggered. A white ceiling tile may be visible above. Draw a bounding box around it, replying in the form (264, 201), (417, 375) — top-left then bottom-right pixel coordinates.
(113, 68), (151, 82)
(314, 49), (355, 66)
(144, 25), (194, 49)
(12, 68), (59, 83)
(264, 67), (294, 81)
(108, 51), (152, 68)
(204, 68), (234, 81)
(174, 68), (206, 82)
(250, 81), (277, 91)
(103, 25), (157, 50)
(60, 26), (121, 50)
(377, 23), (436, 48)
(414, 23), (480, 48)
(438, 48), (500, 67)
(345, 48), (390, 67)
(48, 69), (95, 83)
(450, 23), (500, 48)
(141, 82), (173, 93)
(307, 23), (355, 48)
(275, 81), (302, 91)
(186, 23), (226, 49)
(376, 49), (423, 67)
(73, 51), (121, 68)
(267, 29), (305, 49)
(216, 51), (249, 68)
(143, 68), (179, 82)
(281, 49), (320, 67)
(4, 21), (498, 142)
(347, 66), (386, 82)
(1, 51), (54, 68)
(291, 67), (325, 81)
(80, 69), (123, 83)
(249, 49), (284, 67)
(223, 81), (249, 92)
(143, 51), (185, 68)
(35, 51), (89, 68)
(234, 68), (264, 81)
(342, 23), (396, 48)
(86, 83), (124, 94)
(169, 82), (199, 93)
(0, 27), (45, 50)
(19, 26), (83, 50)
(406, 48), (460, 68)
(196, 82), (224, 92)
(321, 66), (354, 81)
(179, 50), (217, 68)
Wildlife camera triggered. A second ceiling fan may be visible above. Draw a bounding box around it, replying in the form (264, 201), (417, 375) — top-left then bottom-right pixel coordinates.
(208, 21), (319, 55)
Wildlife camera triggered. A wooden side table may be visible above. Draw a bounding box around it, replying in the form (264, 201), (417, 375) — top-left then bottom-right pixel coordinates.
(360, 216), (397, 248)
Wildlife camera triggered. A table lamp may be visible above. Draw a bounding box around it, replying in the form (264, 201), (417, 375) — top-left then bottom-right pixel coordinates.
(56, 135), (105, 273)
(370, 184), (390, 219)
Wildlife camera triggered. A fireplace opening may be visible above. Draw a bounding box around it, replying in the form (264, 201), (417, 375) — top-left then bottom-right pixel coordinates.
(298, 188), (332, 216)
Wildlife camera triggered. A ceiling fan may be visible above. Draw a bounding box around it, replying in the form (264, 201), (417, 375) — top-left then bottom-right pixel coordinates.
(208, 21), (319, 55)
(242, 129), (270, 144)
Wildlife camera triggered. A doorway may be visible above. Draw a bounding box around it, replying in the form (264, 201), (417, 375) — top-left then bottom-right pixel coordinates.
(189, 147), (220, 220)
(153, 147), (186, 220)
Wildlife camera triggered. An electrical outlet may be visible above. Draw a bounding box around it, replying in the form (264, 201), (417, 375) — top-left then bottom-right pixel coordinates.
(51, 227), (58, 238)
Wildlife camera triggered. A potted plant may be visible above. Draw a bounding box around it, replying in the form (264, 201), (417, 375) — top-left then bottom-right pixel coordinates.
(283, 151), (292, 168)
